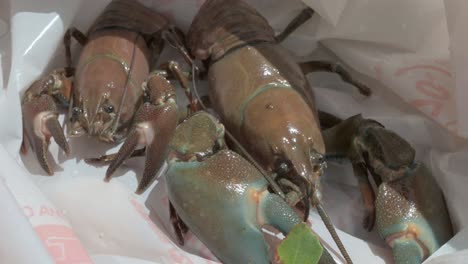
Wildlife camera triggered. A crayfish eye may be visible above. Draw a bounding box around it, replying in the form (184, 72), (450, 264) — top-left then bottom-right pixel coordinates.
(45, 76), (55, 86)
(70, 107), (83, 123)
(274, 157), (291, 176)
(103, 104), (114, 113)
(278, 162), (290, 174)
(72, 107), (81, 115)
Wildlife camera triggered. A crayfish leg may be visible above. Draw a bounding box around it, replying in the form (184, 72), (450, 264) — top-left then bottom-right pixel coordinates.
(85, 148), (146, 164)
(169, 201), (188, 246)
(275, 7), (315, 43)
(352, 163), (376, 232)
(64, 27), (88, 76)
(160, 61), (200, 114)
(300, 61), (372, 96)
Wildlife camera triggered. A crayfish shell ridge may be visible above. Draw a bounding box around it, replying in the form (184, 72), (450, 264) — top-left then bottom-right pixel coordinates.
(187, 0), (276, 61)
(88, 0), (169, 36)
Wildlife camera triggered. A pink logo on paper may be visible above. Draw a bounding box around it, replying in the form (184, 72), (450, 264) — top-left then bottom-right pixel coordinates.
(392, 61), (457, 133)
(35, 225), (92, 264)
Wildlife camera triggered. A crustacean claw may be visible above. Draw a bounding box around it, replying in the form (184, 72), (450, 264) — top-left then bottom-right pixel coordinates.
(321, 112), (415, 183)
(319, 112), (452, 263)
(22, 95), (70, 175)
(321, 112), (425, 263)
(322, 113), (414, 229)
(21, 71), (72, 175)
(376, 163), (453, 263)
(103, 72), (178, 194)
(350, 119), (415, 183)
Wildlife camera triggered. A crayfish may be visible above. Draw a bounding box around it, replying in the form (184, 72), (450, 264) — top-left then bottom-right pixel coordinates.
(20, 0), (189, 194)
(185, 0), (372, 262)
(182, 0), (453, 262)
(321, 114), (453, 263)
(164, 111), (336, 264)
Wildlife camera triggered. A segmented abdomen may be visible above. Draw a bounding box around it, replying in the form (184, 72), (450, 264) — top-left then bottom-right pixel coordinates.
(187, 0), (275, 61)
(88, 0), (169, 37)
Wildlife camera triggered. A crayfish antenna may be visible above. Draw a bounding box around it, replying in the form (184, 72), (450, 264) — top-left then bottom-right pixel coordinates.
(316, 203), (353, 264)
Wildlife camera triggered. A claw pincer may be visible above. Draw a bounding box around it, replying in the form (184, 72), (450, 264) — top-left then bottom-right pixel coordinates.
(21, 70), (71, 175)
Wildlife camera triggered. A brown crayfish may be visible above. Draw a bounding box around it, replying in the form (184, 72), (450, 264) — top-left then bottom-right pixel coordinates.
(20, 0), (190, 194)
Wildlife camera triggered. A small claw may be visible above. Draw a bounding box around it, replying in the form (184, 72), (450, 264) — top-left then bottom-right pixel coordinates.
(22, 94), (68, 175)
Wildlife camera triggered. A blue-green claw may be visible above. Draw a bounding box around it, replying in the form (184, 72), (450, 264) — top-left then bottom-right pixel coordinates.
(376, 163), (453, 264)
(165, 112), (334, 264)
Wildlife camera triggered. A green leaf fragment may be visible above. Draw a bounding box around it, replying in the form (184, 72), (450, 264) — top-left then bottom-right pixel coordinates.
(277, 222), (323, 264)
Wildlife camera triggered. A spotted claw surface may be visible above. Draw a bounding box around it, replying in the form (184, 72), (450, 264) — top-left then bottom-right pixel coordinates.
(376, 163), (453, 264)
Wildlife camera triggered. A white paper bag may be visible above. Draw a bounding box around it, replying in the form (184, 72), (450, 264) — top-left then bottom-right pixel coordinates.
(0, 0), (466, 263)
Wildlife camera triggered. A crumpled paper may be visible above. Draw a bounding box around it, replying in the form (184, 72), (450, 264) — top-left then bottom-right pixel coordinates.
(0, 0), (467, 263)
